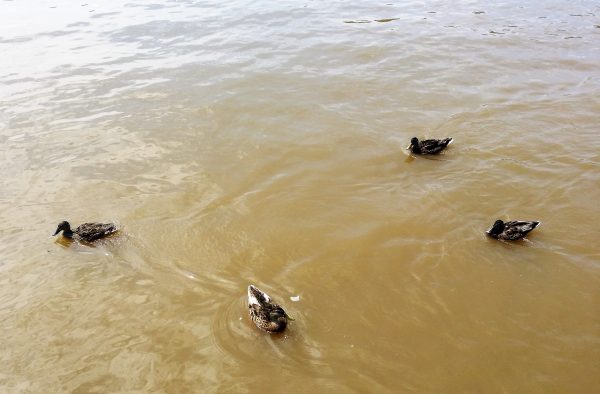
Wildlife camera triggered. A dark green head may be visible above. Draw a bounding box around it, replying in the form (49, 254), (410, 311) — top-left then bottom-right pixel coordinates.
(487, 220), (505, 235)
(53, 221), (72, 236)
(408, 137), (421, 153)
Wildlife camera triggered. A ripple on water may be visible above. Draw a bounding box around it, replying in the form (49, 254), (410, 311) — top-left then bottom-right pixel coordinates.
(1, 0), (599, 391)
(209, 290), (335, 383)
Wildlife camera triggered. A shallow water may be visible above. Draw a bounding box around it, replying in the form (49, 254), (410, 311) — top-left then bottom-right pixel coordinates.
(1, 0), (599, 392)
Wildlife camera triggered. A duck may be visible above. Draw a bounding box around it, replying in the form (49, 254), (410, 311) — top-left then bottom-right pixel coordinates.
(53, 220), (118, 242)
(248, 285), (294, 333)
(407, 137), (453, 155)
(486, 219), (541, 240)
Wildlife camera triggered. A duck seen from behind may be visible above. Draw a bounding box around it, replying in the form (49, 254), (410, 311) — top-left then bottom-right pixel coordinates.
(248, 285), (294, 333)
(53, 221), (118, 242)
(407, 137), (453, 155)
(486, 220), (541, 241)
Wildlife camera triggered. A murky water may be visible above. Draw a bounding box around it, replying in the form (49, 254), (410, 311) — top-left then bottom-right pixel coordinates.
(1, 0), (599, 392)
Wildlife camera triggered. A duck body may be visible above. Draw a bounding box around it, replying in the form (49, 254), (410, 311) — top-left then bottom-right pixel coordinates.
(53, 221), (118, 242)
(486, 220), (540, 240)
(408, 137), (453, 155)
(248, 285), (293, 333)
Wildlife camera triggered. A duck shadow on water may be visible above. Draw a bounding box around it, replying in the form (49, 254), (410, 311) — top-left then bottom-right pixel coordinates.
(52, 232), (124, 256)
(208, 295), (291, 361)
(54, 235), (91, 249)
(210, 293), (313, 357)
(402, 151), (451, 162)
(485, 234), (539, 249)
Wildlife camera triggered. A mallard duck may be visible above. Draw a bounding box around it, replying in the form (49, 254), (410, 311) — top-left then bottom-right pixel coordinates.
(248, 285), (294, 333)
(486, 219), (541, 240)
(407, 137), (453, 154)
(53, 220), (118, 242)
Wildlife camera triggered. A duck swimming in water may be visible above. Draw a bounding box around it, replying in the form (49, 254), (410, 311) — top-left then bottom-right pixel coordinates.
(486, 219), (540, 241)
(407, 137), (453, 155)
(53, 221), (118, 242)
(248, 285), (294, 333)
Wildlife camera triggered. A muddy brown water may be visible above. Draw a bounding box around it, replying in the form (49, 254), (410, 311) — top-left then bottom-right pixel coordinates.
(1, 0), (599, 392)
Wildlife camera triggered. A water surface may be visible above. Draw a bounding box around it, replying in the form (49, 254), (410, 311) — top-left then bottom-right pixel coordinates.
(1, 0), (599, 392)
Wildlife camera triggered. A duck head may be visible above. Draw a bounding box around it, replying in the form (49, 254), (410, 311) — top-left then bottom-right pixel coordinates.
(53, 221), (73, 237)
(407, 137), (420, 152)
(487, 220), (505, 236)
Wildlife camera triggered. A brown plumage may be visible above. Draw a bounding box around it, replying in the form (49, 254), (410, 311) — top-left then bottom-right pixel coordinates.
(486, 219), (541, 240)
(407, 137), (453, 155)
(53, 220), (118, 242)
(247, 285), (293, 333)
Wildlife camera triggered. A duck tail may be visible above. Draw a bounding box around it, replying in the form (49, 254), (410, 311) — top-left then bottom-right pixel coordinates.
(248, 285), (270, 306)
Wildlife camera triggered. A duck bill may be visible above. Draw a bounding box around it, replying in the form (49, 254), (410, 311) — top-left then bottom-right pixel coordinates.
(406, 143), (413, 150)
(52, 229), (60, 236)
(286, 314), (295, 321)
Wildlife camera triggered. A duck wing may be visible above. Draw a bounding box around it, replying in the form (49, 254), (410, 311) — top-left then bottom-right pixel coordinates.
(249, 302), (287, 332)
(249, 303), (270, 320)
(420, 138), (453, 154)
(503, 221), (540, 240)
(75, 222), (118, 242)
